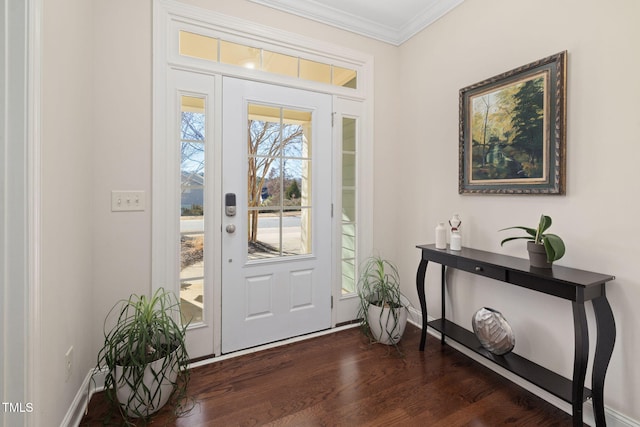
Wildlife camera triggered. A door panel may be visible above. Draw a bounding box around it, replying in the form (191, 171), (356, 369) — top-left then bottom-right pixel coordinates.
(222, 78), (332, 353)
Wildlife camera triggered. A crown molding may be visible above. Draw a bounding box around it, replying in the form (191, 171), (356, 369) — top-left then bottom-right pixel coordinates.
(397, 0), (464, 45)
(248, 0), (464, 46)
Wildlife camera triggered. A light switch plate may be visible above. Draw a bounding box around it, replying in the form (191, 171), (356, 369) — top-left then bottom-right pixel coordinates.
(111, 191), (145, 212)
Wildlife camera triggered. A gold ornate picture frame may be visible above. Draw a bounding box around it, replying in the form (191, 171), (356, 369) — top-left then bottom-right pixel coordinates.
(459, 51), (567, 194)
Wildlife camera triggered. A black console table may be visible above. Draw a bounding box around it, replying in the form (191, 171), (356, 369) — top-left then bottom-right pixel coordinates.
(416, 244), (615, 427)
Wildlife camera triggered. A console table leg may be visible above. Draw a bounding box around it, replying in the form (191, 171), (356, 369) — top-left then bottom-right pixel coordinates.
(441, 265), (446, 345)
(572, 299), (589, 427)
(592, 295), (616, 427)
(417, 259), (429, 351)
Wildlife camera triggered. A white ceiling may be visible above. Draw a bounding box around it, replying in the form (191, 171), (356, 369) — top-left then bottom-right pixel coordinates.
(248, 0), (465, 46)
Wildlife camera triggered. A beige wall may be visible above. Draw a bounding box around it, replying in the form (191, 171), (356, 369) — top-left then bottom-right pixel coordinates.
(91, 0), (153, 353)
(40, 0), (95, 423)
(39, 0), (639, 424)
(396, 0), (640, 421)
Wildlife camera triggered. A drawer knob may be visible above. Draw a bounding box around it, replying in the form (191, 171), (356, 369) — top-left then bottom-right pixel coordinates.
(475, 266), (483, 272)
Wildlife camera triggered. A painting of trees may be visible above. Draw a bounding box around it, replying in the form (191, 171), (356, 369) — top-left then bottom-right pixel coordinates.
(470, 74), (545, 181)
(460, 51), (566, 194)
(511, 78), (545, 177)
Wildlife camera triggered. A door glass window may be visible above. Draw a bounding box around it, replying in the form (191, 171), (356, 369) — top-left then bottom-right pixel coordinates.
(247, 104), (313, 260)
(341, 117), (357, 294)
(180, 95), (206, 324)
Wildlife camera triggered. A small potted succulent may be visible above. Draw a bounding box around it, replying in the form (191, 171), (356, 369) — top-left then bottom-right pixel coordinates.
(500, 214), (566, 268)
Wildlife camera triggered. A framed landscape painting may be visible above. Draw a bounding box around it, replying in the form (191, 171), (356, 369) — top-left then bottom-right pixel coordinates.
(459, 51), (567, 194)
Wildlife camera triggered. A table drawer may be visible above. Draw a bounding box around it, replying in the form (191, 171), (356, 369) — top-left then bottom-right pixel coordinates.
(457, 259), (506, 281)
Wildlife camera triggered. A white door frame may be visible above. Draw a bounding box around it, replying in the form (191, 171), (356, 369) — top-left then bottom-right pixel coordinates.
(164, 69), (221, 358)
(332, 97), (371, 325)
(153, 0), (373, 356)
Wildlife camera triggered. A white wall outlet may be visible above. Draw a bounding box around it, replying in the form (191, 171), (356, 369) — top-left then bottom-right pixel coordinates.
(111, 191), (145, 212)
(65, 346), (73, 382)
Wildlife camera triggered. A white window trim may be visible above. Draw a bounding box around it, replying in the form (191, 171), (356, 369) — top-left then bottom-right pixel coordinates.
(155, 0), (371, 98)
(153, 0), (373, 332)
(332, 97), (371, 325)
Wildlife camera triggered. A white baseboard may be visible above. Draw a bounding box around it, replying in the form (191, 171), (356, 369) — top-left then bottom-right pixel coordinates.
(60, 368), (106, 427)
(63, 316), (637, 427)
(407, 306), (638, 427)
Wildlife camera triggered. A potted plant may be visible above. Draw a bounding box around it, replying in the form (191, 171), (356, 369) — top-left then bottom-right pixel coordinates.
(500, 214), (566, 268)
(94, 288), (191, 422)
(357, 256), (409, 347)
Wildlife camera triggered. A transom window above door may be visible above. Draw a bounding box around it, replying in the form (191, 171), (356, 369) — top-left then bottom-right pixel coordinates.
(178, 31), (357, 89)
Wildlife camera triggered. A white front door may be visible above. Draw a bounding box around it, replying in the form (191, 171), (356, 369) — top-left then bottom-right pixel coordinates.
(221, 78), (332, 353)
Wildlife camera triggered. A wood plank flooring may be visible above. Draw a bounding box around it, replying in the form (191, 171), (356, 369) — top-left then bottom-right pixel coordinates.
(80, 325), (577, 426)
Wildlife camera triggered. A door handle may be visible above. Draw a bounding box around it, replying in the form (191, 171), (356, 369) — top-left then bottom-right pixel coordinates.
(226, 224), (236, 234)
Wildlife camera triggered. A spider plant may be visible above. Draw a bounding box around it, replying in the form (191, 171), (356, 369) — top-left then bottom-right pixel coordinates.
(93, 288), (191, 423)
(356, 256), (408, 350)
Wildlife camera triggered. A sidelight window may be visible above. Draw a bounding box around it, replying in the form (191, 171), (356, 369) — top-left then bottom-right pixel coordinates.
(341, 117), (357, 294)
(179, 95), (206, 324)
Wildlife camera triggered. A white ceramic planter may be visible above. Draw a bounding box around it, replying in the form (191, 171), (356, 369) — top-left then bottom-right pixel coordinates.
(366, 295), (409, 345)
(115, 350), (179, 417)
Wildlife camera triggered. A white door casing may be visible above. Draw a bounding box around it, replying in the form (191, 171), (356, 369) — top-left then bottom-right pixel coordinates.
(153, 0), (374, 358)
(332, 97), (368, 325)
(2, 0), (42, 425)
(161, 69), (220, 359)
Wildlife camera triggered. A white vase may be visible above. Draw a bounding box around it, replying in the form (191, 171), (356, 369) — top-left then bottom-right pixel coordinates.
(435, 222), (447, 249)
(450, 231), (461, 251)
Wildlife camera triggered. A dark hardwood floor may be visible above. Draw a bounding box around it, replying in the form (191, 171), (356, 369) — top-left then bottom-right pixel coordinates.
(81, 325), (577, 426)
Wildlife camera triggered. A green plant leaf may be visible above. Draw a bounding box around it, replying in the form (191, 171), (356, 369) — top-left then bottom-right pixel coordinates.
(500, 236), (534, 246)
(543, 233), (565, 262)
(499, 225), (537, 247)
(499, 225), (537, 236)
(537, 215), (552, 238)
